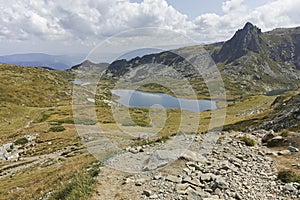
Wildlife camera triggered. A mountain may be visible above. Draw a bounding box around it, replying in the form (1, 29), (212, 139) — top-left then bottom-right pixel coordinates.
(212, 22), (264, 63)
(213, 22), (300, 93)
(77, 22), (299, 95)
(0, 53), (86, 70)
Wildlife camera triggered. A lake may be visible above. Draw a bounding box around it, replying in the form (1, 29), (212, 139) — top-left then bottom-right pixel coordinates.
(111, 89), (217, 112)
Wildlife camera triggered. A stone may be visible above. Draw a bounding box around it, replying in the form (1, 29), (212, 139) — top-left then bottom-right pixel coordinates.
(267, 136), (287, 147)
(129, 147), (139, 154)
(214, 188), (222, 196)
(135, 179), (145, 186)
(153, 174), (162, 180)
(283, 183), (297, 192)
(166, 175), (182, 183)
(262, 132), (275, 143)
(181, 150), (207, 162)
(175, 183), (190, 194)
(186, 161), (201, 170)
(186, 179), (204, 187)
(277, 150), (291, 156)
(149, 194), (158, 199)
(142, 190), (152, 197)
(200, 173), (216, 182)
(187, 190), (203, 200)
(214, 176), (228, 189)
(288, 146), (299, 153)
(235, 193), (243, 200)
(176, 183), (190, 191)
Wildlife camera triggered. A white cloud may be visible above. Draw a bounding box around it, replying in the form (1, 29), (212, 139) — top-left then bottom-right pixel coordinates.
(192, 0), (300, 43)
(222, 0), (246, 14)
(0, 0), (300, 54)
(0, 0), (193, 42)
(248, 0), (300, 30)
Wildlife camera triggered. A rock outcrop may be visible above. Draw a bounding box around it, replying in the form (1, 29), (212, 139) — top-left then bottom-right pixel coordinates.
(213, 22), (263, 63)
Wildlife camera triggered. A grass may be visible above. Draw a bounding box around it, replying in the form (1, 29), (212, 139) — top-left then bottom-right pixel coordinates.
(14, 137), (29, 145)
(49, 161), (101, 200)
(0, 153), (97, 199)
(49, 125), (66, 132)
(241, 136), (256, 146)
(278, 169), (300, 183)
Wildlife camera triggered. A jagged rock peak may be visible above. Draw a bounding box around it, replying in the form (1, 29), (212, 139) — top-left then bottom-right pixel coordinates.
(213, 22), (263, 63)
(242, 22), (262, 33)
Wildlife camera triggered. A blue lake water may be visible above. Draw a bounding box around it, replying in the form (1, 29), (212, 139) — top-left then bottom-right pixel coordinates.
(111, 89), (217, 112)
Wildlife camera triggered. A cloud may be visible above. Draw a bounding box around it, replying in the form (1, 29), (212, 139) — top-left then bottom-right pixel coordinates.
(193, 0), (300, 43)
(222, 0), (245, 14)
(248, 0), (300, 30)
(0, 0), (193, 42)
(0, 0), (300, 54)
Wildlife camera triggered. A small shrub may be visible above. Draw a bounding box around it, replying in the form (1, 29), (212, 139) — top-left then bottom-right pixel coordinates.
(54, 118), (75, 125)
(281, 130), (289, 137)
(278, 169), (300, 183)
(34, 113), (50, 123)
(49, 125), (65, 132)
(15, 137), (29, 145)
(241, 136), (255, 146)
(75, 118), (98, 125)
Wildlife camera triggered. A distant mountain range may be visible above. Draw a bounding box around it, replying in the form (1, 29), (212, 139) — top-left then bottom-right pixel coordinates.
(0, 53), (86, 70)
(72, 22), (300, 94)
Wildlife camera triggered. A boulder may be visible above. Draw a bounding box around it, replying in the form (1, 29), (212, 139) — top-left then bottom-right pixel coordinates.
(288, 146), (299, 153)
(262, 132), (275, 143)
(267, 136), (288, 147)
(142, 190), (152, 197)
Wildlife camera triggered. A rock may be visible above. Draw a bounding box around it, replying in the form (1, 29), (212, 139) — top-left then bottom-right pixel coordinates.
(186, 161), (201, 170)
(176, 183), (190, 191)
(149, 194), (158, 199)
(187, 190), (203, 200)
(214, 176), (228, 189)
(129, 147), (139, 154)
(262, 132), (275, 143)
(283, 183), (297, 192)
(288, 146), (299, 153)
(135, 178), (145, 186)
(175, 183), (190, 194)
(214, 188), (222, 196)
(180, 150), (207, 162)
(267, 136), (288, 147)
(235, 193), (243, 200)
(186, 179), (204, 187)
(166, 175), (182, 183)
(277, 150), (291, 156)
(153, 174), (162, 180)
(200, 173), (216, 182)
(142, 190), (152, 197)
(25, 135), (37, 142)
(0, 142), (19, 161)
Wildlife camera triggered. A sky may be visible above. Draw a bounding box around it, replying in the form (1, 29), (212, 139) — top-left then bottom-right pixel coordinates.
(0, 0), (300, 60)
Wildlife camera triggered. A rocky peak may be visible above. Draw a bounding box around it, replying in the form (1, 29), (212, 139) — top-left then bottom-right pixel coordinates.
(213, 22), (263, 63)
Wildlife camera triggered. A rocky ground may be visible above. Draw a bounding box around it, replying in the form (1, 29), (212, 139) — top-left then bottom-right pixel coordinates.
(92, 131), (300, 200)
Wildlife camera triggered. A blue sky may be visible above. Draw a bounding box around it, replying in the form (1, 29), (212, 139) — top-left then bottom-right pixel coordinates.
(131, 0), (269, 19)
(0, 0), (299, 58)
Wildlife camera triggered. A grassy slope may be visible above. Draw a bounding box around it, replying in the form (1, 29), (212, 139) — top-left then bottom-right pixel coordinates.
(0, 64), (98, 200)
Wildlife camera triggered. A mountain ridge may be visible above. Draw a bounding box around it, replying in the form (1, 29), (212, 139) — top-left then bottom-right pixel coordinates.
(71, 22), (300, 95)
(0, 53), (86, 70)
